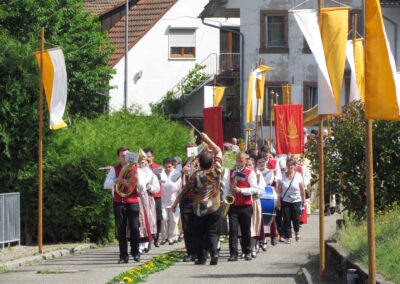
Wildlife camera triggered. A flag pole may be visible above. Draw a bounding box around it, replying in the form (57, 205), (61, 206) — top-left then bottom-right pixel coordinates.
(38, 27), (44, 254)
(317, 0), (325, 280)
(260, 109), (265, 145)
(362, 0), (376, 280)
(269, 90), (274, 147)
(255, 99), (260, 151)
(366, 119), (376, 283)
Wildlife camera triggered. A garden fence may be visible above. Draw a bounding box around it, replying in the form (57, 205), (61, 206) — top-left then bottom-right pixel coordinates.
(0, 192), (20, 248)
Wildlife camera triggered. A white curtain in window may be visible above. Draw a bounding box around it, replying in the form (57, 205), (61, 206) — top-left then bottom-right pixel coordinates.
(169, 29), (196, 47)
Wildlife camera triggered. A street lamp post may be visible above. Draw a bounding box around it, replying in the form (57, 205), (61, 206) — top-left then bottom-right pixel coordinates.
(124, 0), (129, 109)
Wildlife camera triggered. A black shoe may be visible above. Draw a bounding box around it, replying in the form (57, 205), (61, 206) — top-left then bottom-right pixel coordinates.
(194, 259), (206, 265)
(154, 240), (160, 247)
(133, 254), (140, 262)
(210, 256), (218, 265)
(228, 255), (238, 262)
(271, 238), (278, 246)
(245, 254), (252, 261)
(118, 256), (129, 264)
(183, 254), (192, 262)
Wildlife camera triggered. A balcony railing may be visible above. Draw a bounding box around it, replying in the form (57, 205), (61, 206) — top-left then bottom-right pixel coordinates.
(169, 52), (240, 98)
(219, 53), (240, 73)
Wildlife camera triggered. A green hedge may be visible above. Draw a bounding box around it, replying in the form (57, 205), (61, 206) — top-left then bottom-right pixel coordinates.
(19, 111), (193, 244)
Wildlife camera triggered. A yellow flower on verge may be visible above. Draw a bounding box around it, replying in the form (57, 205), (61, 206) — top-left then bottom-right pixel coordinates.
(122, 276), (133, 283)
(127, 269), (138, 275)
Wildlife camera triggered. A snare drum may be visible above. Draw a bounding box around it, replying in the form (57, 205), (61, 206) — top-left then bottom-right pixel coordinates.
(259, 186), (277, 225)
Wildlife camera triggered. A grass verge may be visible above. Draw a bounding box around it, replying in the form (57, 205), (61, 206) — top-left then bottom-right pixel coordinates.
(336, 207), (400, 283)
(107, 250), (185, 284)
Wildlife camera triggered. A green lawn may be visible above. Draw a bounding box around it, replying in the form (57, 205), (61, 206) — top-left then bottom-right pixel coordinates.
(337, 207), (400, 283)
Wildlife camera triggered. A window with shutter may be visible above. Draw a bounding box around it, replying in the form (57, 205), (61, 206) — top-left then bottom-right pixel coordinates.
(169, 28), (196, 59)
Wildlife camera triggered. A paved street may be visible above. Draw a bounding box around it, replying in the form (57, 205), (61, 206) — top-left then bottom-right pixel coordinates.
(0, 213), (338, 284)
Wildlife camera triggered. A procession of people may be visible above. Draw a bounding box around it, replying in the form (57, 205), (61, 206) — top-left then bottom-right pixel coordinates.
(103, 133), (312, 265)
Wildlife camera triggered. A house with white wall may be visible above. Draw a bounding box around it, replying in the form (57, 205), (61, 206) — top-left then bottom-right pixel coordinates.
(84, 0), (239, 114)
(200, 0), (400, 141)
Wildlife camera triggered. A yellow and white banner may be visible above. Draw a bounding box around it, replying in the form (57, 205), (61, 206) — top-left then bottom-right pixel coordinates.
(365, 0), (400, 120)
(204, 86), (226, 108)
(246, 65), (272, 123)
(320, 7), (349, 113)
(35, 48), (68, 129)
(292, 8), (349, 115)
(346, 39), (365, 102)
(213, 86), (226, 107)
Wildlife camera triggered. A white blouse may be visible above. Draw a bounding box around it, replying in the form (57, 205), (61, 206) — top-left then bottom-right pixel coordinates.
(281, 172), (304, 203)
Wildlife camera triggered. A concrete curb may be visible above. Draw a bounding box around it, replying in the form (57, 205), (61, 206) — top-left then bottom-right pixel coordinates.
(301, 267), (313, 284)
(0, 244), (97, 272)
(326, 241), (394, 284)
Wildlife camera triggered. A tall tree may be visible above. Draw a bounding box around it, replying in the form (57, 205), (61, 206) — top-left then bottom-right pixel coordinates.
(0, 0), (114, 192)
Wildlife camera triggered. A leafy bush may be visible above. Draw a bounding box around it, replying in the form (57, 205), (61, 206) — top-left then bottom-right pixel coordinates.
(150, 64), (208, 116)
(307, 101), (400, 218)
(19, 111), (193, 244)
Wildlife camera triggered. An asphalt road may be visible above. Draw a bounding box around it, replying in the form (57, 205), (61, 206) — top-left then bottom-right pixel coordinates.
(0, 212), (339, 284)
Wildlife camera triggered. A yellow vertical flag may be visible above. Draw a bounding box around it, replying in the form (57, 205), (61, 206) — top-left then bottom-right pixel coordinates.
(256, 73), (266, 115)
(213, 86), (226, 107)
(320, 7), (349, 113)
(246, 65), (273, 123)
(365, 0), (400, 120)
(354, 39), (365, 102)
(246, 72), (254, 123)
(35, 48), (68, 129)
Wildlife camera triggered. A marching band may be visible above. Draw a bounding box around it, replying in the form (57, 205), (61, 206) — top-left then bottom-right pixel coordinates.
(103, 134), (308, 265)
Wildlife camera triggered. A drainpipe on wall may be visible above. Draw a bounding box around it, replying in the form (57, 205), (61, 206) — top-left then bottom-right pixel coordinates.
(201, 17), (245, 138)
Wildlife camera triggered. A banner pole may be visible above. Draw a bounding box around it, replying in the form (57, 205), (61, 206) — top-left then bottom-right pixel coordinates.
(318, 115), (325, 280)
(366, 119), (376, 283)
(255, 99), (260, 151)
(269, 90), (274, 147)
(38, 27), (44, 254)
(317, 0), (325, 280)
(260, 112), (265, 146)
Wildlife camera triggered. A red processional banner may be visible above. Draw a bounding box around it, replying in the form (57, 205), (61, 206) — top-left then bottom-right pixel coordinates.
(203, 106), (224, 153)
(274, 104), (304, 155)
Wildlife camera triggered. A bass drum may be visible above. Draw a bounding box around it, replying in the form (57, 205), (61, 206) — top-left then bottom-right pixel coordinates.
(259, 186), (277, 225)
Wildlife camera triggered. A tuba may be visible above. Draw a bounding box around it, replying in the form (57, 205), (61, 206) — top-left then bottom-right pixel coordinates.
(115, 151), (140, 198)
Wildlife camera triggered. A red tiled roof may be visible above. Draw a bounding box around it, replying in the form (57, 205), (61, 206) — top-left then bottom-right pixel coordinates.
(83, 0), (126, 17)
(108, 0), (177, 66)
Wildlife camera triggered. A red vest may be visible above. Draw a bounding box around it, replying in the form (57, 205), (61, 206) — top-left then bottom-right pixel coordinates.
(266, 158), (277, 170)
(150, 163), (162, 198)
(113, 164), (139, 204)
(230, 168), (253, 206)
